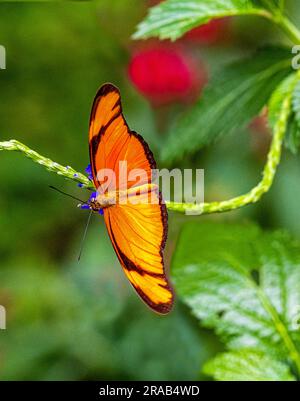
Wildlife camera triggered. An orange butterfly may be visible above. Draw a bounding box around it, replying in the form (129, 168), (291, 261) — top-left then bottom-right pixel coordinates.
(87, 83), (173, 314)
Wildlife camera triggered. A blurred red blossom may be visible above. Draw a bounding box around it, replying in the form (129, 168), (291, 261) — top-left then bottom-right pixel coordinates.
(249, 109), (270, 135)
(128, 44), (207, 105)
(249, 109), (272, 158)
(184, 18), (232, 44)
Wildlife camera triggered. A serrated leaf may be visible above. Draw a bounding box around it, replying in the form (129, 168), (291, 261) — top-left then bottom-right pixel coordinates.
(133, 0), (267, 41)
(203, 350), (296, 381)
(268, 73), (300, 154)
(284, 115), (300, 154)
(171, 222), (300, 380)
(162, 47), (292, 163)
(268, 73), (297, 128)
(292, 80), (300, 129)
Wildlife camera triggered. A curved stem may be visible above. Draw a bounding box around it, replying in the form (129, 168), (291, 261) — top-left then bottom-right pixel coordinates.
(167, 88), (292, 215)
(0, 88), (289, 214)
(0, 140), (94, 190)
(275, 15), (300, 43)
(261, 0), (300, 43)
(252, 0), (300, 43)
(0, 75), (295, 216)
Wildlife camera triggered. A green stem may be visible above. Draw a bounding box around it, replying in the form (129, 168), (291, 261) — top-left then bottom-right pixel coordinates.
(275, 15), (300, 43)
(262, 0), (300, 43)
(0, 140), (94, 190)
(0, 75), (295, 215)
(258, 0), (300, 43)
(0, 89), (289, 214)
(167, 87), (292, 215)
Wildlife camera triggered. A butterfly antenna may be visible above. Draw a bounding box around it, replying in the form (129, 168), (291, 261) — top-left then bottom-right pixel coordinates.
(77, 209), (93, 262)
(49, 185), (86, 204)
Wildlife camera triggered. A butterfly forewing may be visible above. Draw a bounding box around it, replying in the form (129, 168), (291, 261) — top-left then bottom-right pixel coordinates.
(88, 83), (173, 314)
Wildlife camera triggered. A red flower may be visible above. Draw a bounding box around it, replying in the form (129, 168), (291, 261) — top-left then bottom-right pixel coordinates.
(128, 45), (207, 105)
(184, 18), (231, 44)
(249, 109), (271, 158)
(249, 109), (270, 135)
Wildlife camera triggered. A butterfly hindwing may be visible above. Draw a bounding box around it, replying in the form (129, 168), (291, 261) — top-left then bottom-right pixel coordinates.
(104, 184), (173, 314)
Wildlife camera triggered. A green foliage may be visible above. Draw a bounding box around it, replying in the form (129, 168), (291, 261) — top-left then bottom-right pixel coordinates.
(133, 0), (266, 41)
(268, 73), (297, 128)
(0, 2), (218, 381)
(118, 310), (215, 381)
(1, 0), (300, 382)
(203, 350), (295, 381)
(162, 47), (292, 163)
(0, 224), (214, 380)
(286, 80), (300, 154)
(172, 222), (300, 380)
(284, 117), (300, 154)
(292, 80), (300, 130)
(268, 73), (300, 154)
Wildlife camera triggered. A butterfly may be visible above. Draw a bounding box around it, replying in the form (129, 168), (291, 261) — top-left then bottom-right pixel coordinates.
(87, 83), (174, 314)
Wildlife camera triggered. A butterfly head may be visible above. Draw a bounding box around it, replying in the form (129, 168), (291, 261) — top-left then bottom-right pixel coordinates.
(79, 191), (104, 215)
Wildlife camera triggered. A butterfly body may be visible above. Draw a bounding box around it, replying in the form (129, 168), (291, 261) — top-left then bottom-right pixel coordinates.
(89, 198), (105, 211)
(91, 193), (116, 210)
(88, 83), (174, 314)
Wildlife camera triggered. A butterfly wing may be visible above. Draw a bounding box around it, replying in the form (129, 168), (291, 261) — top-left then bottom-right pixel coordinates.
(89, 83), (174, 314)
(104, 192), (173, 314)
(89, 84), (154, 191)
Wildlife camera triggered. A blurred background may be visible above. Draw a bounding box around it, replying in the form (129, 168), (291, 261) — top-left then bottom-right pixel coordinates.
(0, 0), (300, 380)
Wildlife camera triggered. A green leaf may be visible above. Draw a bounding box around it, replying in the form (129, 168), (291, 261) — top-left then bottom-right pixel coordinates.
(133, 0), (268, 41)
(268, 73), (300, 154)
(118, 310), (215, 380)
(203, 350), (296, 381)
(162, 47), (292, 164)
(268, 73), (297, 128)
(284, 115), (300, 154)
(292, 80), (300, 129)
(171, 222), (300, 380)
